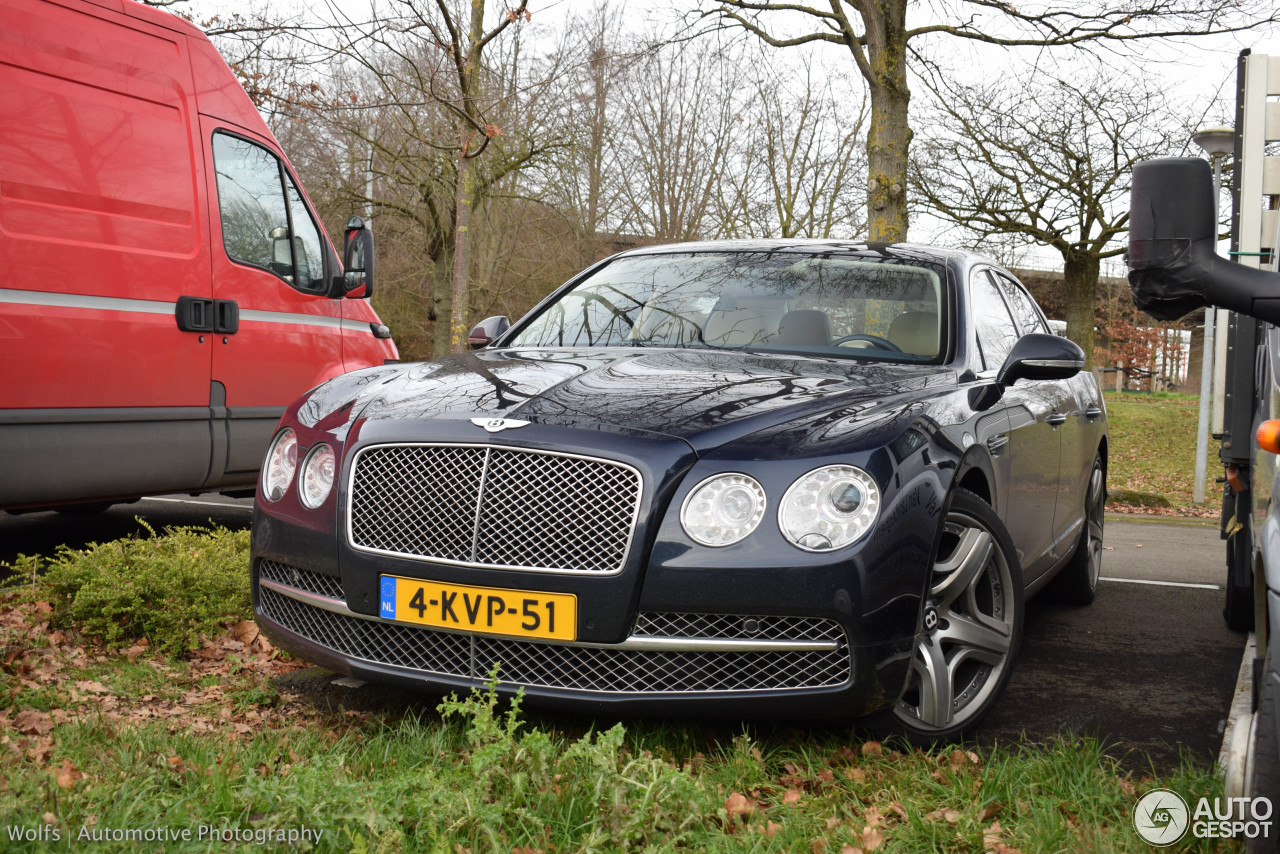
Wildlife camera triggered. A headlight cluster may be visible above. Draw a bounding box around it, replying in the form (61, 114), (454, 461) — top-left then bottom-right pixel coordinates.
(261, 428), (336, 508)
(680, 465), (880, 552)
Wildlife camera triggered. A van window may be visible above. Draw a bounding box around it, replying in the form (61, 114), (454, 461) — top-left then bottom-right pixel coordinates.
(212, 133), (325, 293)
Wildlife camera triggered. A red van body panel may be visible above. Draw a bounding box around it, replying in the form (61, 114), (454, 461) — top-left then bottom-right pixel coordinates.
(0, 0), (397, 510)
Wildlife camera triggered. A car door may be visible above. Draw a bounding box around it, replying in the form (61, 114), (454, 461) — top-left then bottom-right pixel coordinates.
(971, 270), (1062, 578)
(202, 124), (347, 478)
(991, 272), (1091, 558)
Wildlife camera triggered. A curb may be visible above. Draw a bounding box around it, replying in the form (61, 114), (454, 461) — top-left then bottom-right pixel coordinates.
(1220, 631), (1257, 797)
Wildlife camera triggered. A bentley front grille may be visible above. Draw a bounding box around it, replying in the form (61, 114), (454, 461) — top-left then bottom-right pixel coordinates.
(348, 444), (642, 574)
(258, 586), (851, 694)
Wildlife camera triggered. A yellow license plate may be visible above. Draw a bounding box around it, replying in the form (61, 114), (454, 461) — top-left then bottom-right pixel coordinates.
(379, 575), (576, 641)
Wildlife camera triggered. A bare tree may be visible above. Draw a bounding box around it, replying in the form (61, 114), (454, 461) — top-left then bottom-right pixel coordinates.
(911, 65), (1187, 367)
(700, 0), (1280, 242)
(714, 57), (867, 239)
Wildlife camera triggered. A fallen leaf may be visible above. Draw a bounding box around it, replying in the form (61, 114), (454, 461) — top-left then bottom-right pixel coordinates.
(783, 788), (803, 805)
(13, 710), (53, 736)
(42, 812), (56, 825)
(843, 767), (866, 782)
(861, 741), (883, 757)
(925, 807), (960, 825)
(860, 826), (885, 852)
(811, 840), (827, 854)
(54, 759), (81, 789)
(826, 816), (842, 829)
(840, 847), (864, 854)
(765, 820), (781, 836)
(725, 792), (756, 818)
(75, 680), (110, 695)
(979, 802), (1004, 822)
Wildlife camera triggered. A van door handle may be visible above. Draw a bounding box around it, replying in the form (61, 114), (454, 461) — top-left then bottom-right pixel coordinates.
(214, 299), (239, 335)
(175, 295), (214, 332)
(1047, 412), (1068, 426)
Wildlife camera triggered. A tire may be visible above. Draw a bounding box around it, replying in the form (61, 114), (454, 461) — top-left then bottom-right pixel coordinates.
(1248, 653), (1280, 854)
(1049, 457), (1105, 606)
(1225, 526), (1254, 632)
(891, 488), (1025, 743)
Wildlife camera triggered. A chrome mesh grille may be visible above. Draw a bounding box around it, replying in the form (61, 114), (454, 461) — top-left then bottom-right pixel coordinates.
(633, 613), (845, 643)
(259, 560), (344, 600)
(349, 444), (641, 573)
(259, 588), (850, 694)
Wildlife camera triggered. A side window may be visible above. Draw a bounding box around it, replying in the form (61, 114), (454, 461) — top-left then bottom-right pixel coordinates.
(992, 273), (1050, 335)
(212, 132), (326, 293)
(971, 273), (1020, 371)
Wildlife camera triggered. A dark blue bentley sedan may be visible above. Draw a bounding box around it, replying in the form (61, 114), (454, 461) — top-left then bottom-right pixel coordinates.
(250, 240), (1107, 740)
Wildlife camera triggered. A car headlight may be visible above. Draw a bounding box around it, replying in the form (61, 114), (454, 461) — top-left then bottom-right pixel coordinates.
(299, 443), (336, 509)
(261, 428), (298, 502)
(779, 465), (880, 551)
(680, 473), (766, 547)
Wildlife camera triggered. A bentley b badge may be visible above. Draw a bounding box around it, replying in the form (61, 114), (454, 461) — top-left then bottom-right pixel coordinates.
(471, 417), (530, 433)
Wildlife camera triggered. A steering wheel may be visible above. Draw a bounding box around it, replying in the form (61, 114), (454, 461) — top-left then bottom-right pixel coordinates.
(832, 334), (903, 352)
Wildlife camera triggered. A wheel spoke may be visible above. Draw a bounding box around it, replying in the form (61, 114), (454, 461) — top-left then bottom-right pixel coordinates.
(938, 612), (1011, 664)
(931, 528), (994, 610)
(912, 637), (953, 728)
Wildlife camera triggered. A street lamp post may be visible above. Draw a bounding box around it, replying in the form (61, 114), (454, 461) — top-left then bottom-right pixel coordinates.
(1190, 126), (1235, 504)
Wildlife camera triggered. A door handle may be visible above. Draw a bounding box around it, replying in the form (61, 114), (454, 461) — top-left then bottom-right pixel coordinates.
(1047, 412), (1068, 426)
(214, 299), (239, 335)
(175, 295), (214, 332)
(1085, 406), (1103, 420)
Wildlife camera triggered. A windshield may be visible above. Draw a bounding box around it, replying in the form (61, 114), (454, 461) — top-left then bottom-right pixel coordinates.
(509, 252), (946, 362)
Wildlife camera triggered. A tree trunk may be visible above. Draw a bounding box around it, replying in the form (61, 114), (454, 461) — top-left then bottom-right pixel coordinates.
(864, 1), (910, 243)
(1063, 253), (1100, 371)
(450, 145), (474, 352)
(431, 253), (454, 359)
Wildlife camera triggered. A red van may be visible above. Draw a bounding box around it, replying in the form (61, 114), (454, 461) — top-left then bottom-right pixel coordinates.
(0, 0), (396, 512)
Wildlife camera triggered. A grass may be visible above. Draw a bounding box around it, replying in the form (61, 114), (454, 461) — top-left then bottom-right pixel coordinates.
(1103, 390), (1217, 516)
(0, 529), (1237, 852)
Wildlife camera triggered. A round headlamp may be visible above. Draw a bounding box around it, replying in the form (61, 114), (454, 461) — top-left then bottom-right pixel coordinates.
(779, 465), (880, 552)
(299, 443), (336, 509)
(680, 473), (766, 547)
(261, 428), (298, 503)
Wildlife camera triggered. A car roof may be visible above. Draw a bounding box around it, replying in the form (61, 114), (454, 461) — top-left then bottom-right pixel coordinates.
(612, 239), (998, 273)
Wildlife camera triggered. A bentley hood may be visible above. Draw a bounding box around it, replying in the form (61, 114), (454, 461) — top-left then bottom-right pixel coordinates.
(297, 348), (952, 453)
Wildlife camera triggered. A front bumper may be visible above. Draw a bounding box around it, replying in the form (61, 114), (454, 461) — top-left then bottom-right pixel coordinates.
(252, 556), (909, 719)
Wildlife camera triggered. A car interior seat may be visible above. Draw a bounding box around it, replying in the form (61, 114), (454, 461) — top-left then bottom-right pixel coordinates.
(775, 309), (834, 346)
(887, 310), (939, 357)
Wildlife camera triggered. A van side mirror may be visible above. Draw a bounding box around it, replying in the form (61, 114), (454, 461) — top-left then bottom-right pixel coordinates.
(467, 316), (510, 349)
(996, 333), (1084, 387)
(342, 216), (375, 299)
(1129, 158), (1280, 324)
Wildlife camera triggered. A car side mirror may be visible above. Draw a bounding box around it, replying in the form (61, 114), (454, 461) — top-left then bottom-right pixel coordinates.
(996, 333), (1084, 387)
(1129, 157), (1280, 324)
(342, 216), (375, 299)
(467, 315), (510, 349)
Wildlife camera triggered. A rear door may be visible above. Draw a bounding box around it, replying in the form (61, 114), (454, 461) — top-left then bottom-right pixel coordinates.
(0, 0), (213, 505)
(201, 122), (346, 476)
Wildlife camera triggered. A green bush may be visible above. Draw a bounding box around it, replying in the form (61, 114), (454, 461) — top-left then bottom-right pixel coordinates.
(7, 521), (251, 654)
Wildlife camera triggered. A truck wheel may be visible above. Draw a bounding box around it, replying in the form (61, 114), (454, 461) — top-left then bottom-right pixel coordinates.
(1225, 528), (1254, 632)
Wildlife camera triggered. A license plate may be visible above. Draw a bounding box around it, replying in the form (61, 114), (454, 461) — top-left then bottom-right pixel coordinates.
(379, 575), (576, 641)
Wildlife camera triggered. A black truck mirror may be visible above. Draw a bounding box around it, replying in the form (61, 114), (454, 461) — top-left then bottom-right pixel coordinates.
(342, 216), (375, 299)
(1129, 158), (1280, 324)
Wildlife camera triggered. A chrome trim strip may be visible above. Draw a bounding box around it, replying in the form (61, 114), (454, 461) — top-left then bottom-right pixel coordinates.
(345, 441), (644, 576)
(1, 289), (363, 333)
(1022, 358), (1083, 369)
(0, 289), (172, 315)
(260, 578), (839, 651)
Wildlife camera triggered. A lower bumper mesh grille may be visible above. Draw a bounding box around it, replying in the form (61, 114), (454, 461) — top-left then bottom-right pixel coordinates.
(259, 587), (850, 694)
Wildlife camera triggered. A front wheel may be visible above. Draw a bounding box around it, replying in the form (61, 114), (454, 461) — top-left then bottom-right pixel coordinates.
(892, 489), (1024, 743)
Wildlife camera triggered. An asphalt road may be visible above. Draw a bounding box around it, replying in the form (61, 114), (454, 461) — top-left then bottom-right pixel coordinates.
(1, 505), (1244, 772)
(975, 515), (1243, 773)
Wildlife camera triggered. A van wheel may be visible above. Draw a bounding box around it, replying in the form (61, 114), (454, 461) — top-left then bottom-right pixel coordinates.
(1049, 457), (1105, 606)
(890, 489), (1024, 743)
